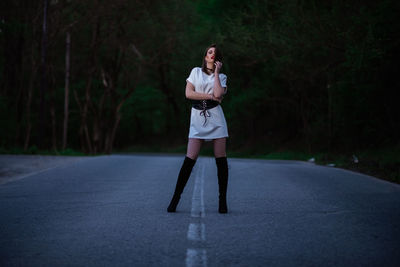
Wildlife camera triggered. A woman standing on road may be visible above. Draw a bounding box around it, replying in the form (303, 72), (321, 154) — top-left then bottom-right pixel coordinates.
(167, 44), (229, 214)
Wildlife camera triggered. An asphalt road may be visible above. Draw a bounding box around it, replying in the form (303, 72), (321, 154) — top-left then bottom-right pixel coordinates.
(0, 155), (399, 267)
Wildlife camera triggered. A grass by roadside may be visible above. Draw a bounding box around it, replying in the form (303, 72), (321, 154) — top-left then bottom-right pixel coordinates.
(0, 146), (91, 156)
(313, 149), (400, 185)
(120, 144), (399, 185)
(116, 144), (187, 154)
(227, 148), (400, 185)
(2, 145), (398, 185)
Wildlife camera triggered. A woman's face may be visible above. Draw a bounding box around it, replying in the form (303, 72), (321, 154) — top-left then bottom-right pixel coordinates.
(205, 47), (216, 64)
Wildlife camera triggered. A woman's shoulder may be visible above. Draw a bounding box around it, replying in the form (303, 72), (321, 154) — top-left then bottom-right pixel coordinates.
(191, 67), (202, 73)
(188, 67), (202, 78)
(219, 72), (227, 78)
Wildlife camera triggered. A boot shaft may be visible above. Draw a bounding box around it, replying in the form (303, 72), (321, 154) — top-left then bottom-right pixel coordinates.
(167, 156), (196, 212)
(215, 157), (228, 196)
(173, 156), (196, 196)
(215, 157), (228, 213)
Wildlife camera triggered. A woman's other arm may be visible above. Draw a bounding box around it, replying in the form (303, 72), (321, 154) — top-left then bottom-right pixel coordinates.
(213, 62), (227, 98)
(213, 75), (226, 99)
(185, 81), (219, 102)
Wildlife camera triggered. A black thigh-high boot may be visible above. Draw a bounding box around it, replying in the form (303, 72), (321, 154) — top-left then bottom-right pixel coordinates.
(167, 156), (196, 212)
(216, 157), (228, 213)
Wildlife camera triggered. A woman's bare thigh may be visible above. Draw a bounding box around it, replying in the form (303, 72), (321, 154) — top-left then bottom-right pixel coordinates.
(213, 137), (226, 158)
(186, 138), (204, 160)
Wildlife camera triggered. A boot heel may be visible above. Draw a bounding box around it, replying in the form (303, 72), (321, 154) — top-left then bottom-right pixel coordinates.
(219, 197), (228, 213)
(167, 195), (180, 212)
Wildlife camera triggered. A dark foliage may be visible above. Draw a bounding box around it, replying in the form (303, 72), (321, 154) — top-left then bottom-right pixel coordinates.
(0, 0), (399, 154)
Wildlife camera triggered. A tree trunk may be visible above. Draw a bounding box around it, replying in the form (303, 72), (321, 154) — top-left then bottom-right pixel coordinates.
(103, 74), (139, 154)
(38, 0), (48, 149)
(24, 50), (38, 152)
(14, 32), (25, 147)
(50, 67), (57, 151)
(327, 81), (333, 150)
(81, 75), (94, 153)
(62, 31), (71, 150)
(158, 62), (179, 113)
(92, 117), (101, 154)
(77, 17), (99, 154)
(73, 89), (87, 153)
(158, 62), (179, 137)
(105, 112), (121, 154)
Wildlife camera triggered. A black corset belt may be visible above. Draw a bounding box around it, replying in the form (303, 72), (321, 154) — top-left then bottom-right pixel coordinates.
(192, 100), (219, 126)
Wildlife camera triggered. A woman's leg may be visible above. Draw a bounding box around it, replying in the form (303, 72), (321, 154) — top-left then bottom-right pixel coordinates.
(167, 138), (203, 212)
(187, 138), (204, 160)
(213, 138), (228, 213)
(213, 138), (226, 158)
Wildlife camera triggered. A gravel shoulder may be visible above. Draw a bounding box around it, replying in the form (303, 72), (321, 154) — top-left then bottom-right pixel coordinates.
(0, 154), (89, 185)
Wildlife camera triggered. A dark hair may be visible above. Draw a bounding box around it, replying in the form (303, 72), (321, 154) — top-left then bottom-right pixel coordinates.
(201, 44), (223, 74)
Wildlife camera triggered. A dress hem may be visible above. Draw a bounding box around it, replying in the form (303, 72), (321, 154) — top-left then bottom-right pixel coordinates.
(188, 135), (229, 141)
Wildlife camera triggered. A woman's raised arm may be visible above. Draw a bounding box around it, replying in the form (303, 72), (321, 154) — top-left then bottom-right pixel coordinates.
(213, 61), (226, 99)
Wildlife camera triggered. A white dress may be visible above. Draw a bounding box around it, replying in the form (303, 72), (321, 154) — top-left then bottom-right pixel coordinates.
(186, 67), (229, 140)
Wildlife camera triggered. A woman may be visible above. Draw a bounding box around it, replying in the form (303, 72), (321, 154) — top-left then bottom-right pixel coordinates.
(167, 44), (229, 214)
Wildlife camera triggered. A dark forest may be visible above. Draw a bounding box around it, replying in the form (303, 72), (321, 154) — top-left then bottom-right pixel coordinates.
(1, 0), (399, 182)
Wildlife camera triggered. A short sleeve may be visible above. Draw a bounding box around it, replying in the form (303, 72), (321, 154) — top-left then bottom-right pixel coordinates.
(220, 74), (227, 88)
(186, 67), (197, 85)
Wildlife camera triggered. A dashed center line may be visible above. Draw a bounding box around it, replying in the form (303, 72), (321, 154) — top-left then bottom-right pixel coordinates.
(186, 159), (207, 267)
(186, 249), (207, 267)
(187, 223), (206, 241)
(191, 161), (205, 218)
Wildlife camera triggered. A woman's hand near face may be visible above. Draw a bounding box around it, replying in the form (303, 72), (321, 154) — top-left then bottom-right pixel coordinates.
(214, 61), (223, 74)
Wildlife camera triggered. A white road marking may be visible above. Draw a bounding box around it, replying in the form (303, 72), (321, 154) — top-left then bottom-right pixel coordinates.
(186, 159), (208, 267)
(191, 162), (205, 218)
(186, 248), (207, 267)
(187, 223), (206, 241)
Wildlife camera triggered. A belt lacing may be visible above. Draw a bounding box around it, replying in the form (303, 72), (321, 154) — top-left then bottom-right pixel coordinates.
(192, 99), (219, 127)
(199, 100), (211, 126)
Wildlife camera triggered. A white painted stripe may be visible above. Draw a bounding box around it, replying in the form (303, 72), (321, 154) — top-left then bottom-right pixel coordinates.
(200, 163), (205, 215)
(187, 223), (206, 241)
(186, 248), (207, 267)
(186, 159), (207, 267)
(191, 162), (205, 218)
